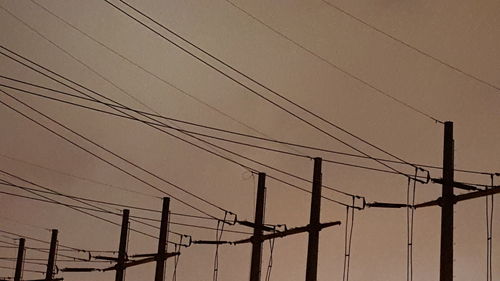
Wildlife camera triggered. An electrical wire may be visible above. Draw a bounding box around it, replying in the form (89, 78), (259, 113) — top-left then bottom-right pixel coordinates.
(486, 175), (494, 281)
(1, 75), (495, 176)
(223, 0), (442, 123)
(105, 0), (428, 178)
(342, 202), (355, 281)
(406, 170), (417, 281)
(319, 0), (500, 94)
(0, 173), (158, 241)
(28, 0), (306, 158)
(0, 48), (363, 208)
(0, 184), (251, 236)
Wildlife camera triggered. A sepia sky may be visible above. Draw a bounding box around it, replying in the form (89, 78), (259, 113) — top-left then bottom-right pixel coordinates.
(0, 0), (499, 281)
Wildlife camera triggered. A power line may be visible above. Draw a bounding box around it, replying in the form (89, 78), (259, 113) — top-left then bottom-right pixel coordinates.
(0, 152), (160, 199)
(223, 0), (442, 123)
(1, 81), (428, 181)
(319, 0), (500, 94)
(0, 184), (249, 236)
(0, 47), (363, 207)
(0, 80), (223, 220)
(0, 169), (159, 240)
(1, 75), (495, 176)
(28, 0), (305, 158)
(104, 0), (427, 178)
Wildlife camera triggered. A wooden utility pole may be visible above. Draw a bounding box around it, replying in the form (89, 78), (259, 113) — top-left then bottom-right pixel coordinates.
(440, 121), (454, 281)
(45, 229), (58, 281)
(116, 209), (130, 281)
(249, 172), (266, 281)
(14, 238), (25, 281)
(414, 121), (500, 280)
(155, 197), (170, 281)
(305, 157), (322, 281)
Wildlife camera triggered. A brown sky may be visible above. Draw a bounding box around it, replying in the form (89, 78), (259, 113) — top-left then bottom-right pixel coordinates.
(0, 0), (499, 281)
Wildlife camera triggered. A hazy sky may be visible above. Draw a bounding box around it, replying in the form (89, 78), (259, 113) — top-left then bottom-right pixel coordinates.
(0, 0), (499, 281)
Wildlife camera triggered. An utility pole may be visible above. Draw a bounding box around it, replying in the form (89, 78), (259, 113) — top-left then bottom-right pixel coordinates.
(116, 209), (130, 281)
(45, 229), (58, 281)
(440, 121), (454, 281)
(14, 238), (25, 281)
(305, 157), (322, 281)
(155, 197), (170, 281)
(414, 121), (500, 280)
(249, 172), (266, 281)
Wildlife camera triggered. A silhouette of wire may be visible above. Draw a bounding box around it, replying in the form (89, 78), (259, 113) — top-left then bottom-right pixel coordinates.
(28, 0), (305, 157)
(0, 49), (362, 206)
(0, 186), (250, 235)
(1, 75), (495, 176)
(0, 9), (237, 219)
(0, 152), (159, 198)
(223, 0), (442, 123)
(0, 84), (222, 220)
(103, 0), (421, 178)
(319, 0), (500, 94)
(0, 81), (438, 185)
(0, 265), (44, 274)
(0, 171), (158, 240)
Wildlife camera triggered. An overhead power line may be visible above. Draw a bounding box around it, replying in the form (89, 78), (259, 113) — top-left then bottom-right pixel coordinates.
(0, 184), (250, 235)
(1, 75), (495, 177)
(319, 0), (500, 94)
(0, 80), (434, 181)
(223, 0), (442, 123)
(0, 47), (363, 208)
(103, 0), (423, 179)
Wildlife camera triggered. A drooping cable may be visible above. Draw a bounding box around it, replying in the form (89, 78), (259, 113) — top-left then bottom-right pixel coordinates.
(264, 235), (276, 281)
(406, 169), (417, 281)
(172, 236), (182, 281)
(212, 212), (228, 281)
(342, 199), (355, 281)
(486, 175), (494, 281)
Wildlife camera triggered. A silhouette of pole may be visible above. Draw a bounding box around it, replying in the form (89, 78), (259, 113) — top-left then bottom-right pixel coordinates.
(155, 197), (170, 281)
(116, 209), (130, 281)
(440, 121), (454, 281)
(305, 157), (322, 281)
(249, 172), (266, 281)
(14, 238), (25, 281)
(45, 229), (58, 281)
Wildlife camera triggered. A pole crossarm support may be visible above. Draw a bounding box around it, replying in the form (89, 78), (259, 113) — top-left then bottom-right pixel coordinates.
(102, 252), (180, 272)
(415, 185), (500, 209)
(366, 202), (411, 208)
(232, 221), (341, 245)
(237, 220), (275, 232)
(431, 178), (481, 191)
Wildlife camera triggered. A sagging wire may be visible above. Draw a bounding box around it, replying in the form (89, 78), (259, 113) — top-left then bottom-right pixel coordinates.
(172, 236), (182, 281)
(486, 174), (495, 281)
(213, 212), (228, 281)
(342, 197), (355, 281)
(406, 168), (418, 281)
(264, 235), (276, 281)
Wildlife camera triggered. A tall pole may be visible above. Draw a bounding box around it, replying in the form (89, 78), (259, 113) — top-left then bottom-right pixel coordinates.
(305, 157), (322, 281)
(249, 172), (266, 281)
(155, 197), (170, 281)
(116, 209), (130, 281)
(45, 229), (58, 281)
(14, 238), (25, 281)
(440, 121), (454, 281)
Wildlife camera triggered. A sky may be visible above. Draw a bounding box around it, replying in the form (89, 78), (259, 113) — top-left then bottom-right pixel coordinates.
(0, 0), (499, 281)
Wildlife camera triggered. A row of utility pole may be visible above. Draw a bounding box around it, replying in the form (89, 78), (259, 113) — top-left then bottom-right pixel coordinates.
(8, 121), (499, 281)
